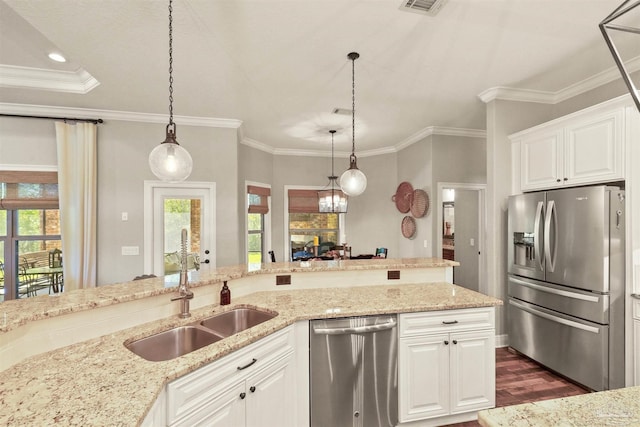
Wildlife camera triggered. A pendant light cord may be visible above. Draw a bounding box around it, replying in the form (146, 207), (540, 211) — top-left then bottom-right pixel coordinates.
(168, 0), (174, 127)
(351, 55), (356, 157)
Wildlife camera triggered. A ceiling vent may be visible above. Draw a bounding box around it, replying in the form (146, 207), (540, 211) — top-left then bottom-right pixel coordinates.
(399, 0), (448, 16)
(332, 108), (352, 116)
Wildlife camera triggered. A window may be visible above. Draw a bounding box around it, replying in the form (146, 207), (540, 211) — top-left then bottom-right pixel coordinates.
(246, 184), (271, 265)
(287, 188), (342, 260)
(0, 171), (62, 301)
(248, 213), (264, 264)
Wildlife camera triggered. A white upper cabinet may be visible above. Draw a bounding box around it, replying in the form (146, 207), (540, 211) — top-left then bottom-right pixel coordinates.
(512, 98), (628, 192)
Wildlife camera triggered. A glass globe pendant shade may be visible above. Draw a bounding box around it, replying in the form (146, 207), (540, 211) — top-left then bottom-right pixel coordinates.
(340, 155), (367, 197)
(149, 125), (193, 182)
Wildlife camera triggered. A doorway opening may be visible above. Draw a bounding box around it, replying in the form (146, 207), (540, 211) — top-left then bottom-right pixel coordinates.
(143, 181), (216, 277)
(436, 182), (486, 294)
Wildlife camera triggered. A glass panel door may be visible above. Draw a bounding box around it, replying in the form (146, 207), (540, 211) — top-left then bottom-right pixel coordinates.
(163, 198), (202, 275)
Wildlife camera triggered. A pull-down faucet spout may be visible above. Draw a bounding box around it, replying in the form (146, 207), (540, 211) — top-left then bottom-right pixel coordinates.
(171, 228), (193, 318)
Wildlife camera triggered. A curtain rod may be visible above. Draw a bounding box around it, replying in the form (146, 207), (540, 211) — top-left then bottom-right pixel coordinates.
(0, 113), (103, 124)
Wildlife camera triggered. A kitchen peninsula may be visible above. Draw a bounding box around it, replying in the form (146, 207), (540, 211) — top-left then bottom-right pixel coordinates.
(0, 258), (502, 426)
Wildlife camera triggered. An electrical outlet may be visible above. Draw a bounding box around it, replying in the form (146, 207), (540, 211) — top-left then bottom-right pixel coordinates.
(470, 238), (475, 247)
(121, 212), (128, 221)
(121, 246), (139, 256)
(423, 240), (428, 248)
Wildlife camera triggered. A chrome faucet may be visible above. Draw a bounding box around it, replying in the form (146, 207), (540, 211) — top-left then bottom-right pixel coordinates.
(171, 229), (194, 318)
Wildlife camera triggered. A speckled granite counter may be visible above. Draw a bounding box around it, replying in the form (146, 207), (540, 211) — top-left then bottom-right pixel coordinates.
(0, 257), (457, 333)
(0, 282), (497, 426)
(478, 386), (640, 426)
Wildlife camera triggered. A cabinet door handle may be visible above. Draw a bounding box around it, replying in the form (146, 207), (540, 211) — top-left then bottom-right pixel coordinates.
(250, 386), (256, 393)
(442, 320), (458, 325)
(563, 177), (568, 181)
(444, 340), (449, 345)
(453, 340), (458, 345)
(557, 179), (561, 182)
(237, 358), (257, 370)
(240, 392), (246, 400)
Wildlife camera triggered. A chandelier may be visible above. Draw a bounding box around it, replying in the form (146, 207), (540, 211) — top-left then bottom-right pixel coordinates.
(149, 0), (193, 182)
(318, 130), (348, 213)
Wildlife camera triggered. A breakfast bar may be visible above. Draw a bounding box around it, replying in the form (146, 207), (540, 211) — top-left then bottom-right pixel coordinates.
(0, 258), (504, 426)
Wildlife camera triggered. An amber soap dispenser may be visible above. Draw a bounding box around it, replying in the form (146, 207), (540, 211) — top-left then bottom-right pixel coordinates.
(220, 281), (231, 305)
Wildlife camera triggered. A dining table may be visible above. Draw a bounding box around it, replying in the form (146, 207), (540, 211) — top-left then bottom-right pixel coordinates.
(26, 266), (64, 293)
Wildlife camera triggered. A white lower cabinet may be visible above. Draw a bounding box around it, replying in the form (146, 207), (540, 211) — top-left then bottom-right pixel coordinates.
(165, 325), (298, 427)
(398, 308), (495, 425)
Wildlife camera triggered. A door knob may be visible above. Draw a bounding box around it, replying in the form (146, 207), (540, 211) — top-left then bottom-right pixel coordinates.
(205, 250), (210, 254)
(453, 340), (458, 345)
(444, 340), (449, 345)
(204, 259), (210, 264)
(250, 386), (256, 393)
(240, 392), (246, 399)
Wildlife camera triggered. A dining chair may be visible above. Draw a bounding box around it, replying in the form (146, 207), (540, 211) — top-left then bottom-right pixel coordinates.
(375, 248), (388, 258)
(49, 248), (63, 268)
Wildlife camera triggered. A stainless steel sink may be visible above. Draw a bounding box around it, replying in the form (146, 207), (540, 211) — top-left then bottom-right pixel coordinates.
(200, 307), (276, 337)
(125, 326), (223, 362)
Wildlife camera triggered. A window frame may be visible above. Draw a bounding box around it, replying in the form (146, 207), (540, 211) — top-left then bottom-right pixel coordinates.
(284, 185), (346, 261)
(245, 181), (271, 265)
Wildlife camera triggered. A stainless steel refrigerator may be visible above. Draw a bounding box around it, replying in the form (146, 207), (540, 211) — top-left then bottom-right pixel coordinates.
(507, 185), (625, 391)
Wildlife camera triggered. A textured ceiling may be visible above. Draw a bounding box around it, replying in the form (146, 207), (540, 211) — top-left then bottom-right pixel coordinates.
(1, 0), (638, 155)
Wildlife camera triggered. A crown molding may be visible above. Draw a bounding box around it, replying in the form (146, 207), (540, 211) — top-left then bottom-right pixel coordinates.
(479, 55), (640, 104)
(477, 87), (556, 104)
(241, 137), (275, 154)
(395, 126), (486, 151)
(241, 125), (485, 158)
(0, 64), (100, 94)
(0, 102), (242, 128)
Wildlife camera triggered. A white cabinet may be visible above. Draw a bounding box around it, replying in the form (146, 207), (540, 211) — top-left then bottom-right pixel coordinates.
(166, 326), (298, 427)
(514, 103), (625, 192)
(398, 308), (495, 425)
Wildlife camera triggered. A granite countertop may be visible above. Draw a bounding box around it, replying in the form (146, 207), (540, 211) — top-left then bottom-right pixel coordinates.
(478, 386), (640, 426)
(0, 257), (458, 333)
(0, 282), (497, 426)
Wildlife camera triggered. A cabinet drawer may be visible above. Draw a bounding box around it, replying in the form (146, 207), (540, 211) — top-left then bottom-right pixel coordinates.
(167, 325), (295, 425)
(399, 308), (494, 337)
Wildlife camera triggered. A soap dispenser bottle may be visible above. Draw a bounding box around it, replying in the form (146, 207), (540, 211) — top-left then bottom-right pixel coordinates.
(220, 281), (231, 305)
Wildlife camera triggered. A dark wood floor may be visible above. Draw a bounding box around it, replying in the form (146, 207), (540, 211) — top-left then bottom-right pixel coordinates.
(443, 347), (590, 427)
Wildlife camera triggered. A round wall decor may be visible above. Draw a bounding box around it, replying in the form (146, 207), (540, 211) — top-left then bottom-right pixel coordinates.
(411, 189), (429, 218)
(392, 182), (413, 213)
(401, 216), (416, 239)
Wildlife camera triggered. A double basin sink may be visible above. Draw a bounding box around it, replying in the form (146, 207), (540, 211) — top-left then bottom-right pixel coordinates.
(125, 307), (276, 362)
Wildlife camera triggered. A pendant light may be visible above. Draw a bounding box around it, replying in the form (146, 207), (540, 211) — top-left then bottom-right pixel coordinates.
(339, 52), (367, 197)
(318, 130), (348, 213)
(149, 0), (193, 182)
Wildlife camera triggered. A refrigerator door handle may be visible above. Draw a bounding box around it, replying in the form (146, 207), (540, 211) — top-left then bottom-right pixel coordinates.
(509, 276), (600, 303)
(533, 201), (544, 271)
(544, 200), (558, 272)
(508, 299), (600, 334)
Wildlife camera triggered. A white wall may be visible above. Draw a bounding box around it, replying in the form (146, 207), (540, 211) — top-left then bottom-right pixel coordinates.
(397, 136), (433, 258)
(0, 116), (240, 285)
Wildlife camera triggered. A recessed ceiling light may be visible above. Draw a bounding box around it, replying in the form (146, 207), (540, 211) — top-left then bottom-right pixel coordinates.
(48, 52), (66, 63)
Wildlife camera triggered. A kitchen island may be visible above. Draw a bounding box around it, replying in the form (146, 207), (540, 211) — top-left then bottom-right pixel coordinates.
(478, 386), (640, 426)
(0, 258), (501, 426)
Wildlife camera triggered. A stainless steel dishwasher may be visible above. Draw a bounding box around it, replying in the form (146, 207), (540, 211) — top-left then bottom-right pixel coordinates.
(310, 315), (398, 427)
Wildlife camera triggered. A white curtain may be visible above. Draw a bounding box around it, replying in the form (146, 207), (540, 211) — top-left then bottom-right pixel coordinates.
(55, 122), (97, 290)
